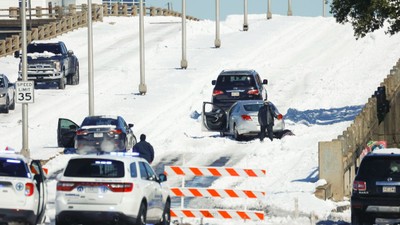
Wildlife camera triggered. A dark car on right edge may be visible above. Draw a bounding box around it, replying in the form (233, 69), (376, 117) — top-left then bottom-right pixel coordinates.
(211, 70), (268, 110)
(351, 148), (400, 225)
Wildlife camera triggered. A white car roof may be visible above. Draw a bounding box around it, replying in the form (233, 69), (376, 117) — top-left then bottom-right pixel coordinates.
(0, 152), (29, 163)
(68, 153), (147, 164)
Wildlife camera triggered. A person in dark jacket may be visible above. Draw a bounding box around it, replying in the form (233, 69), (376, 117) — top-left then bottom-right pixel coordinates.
(132, 134), (154, 164)
(258, 99), (277, 141)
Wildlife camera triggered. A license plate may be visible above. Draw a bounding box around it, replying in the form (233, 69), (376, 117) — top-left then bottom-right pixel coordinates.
(383, 186), (396, 193)
(94, 132), (103, 138)
(231, 92), (240, 97)
(85, 186), (99, 193)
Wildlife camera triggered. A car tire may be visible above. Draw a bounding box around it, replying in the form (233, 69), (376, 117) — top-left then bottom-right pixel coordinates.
(234, 124), (242, 141)
(351, 211), (374, 225)
(58, 76), (66, 90)
(2, 97), (9, 113)
(136, 202), (147, 225)
(9, 94), (15, 110)
(155, 201), (171, 225)
(71, 65), (79, 85)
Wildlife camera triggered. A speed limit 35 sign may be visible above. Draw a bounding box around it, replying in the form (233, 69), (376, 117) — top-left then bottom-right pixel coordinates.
(16, 81), (34, 103)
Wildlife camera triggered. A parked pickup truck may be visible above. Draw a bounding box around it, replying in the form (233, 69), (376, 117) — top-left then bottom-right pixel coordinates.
(15, 41), (79, 89)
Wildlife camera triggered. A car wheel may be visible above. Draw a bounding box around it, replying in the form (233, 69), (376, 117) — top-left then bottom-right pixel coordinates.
(72, 65), (79, 85)
(2, 97), (9, 113)
(9, 94), (15, 110)
(351, 211), (374, 225)
(58, 76), (66, 90)
(155, 201), (170, 225)
(136, 202), (147, 225)
(234, 124), (242, 141)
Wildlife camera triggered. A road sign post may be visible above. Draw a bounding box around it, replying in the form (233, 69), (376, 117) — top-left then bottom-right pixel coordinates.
(16, 81), (35, 104)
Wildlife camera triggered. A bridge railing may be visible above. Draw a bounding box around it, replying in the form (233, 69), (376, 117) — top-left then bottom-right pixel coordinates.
(0, 3), (199, 58)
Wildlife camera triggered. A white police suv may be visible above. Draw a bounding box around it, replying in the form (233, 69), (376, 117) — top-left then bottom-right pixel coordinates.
(0, 150), (48, 225)
(55, 153), (171, 225)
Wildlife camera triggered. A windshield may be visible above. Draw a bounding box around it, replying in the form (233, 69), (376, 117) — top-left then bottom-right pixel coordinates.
(216, 75), (256, 87)
(81, 117), (118, 126)
(27, 44), (61, 54)
(358, 156), (400, 179)
(0, 158), (29, 178)
(64, 158), (125, 178)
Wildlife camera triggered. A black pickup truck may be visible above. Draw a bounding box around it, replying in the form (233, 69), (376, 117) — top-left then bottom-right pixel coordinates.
(15, 41), (79, 89)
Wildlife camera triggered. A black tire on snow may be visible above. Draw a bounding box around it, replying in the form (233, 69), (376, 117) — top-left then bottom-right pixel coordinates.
(234, 124), (242, 141)
(58, 76), (66, 89)
(9, 95), (15, 110)
(136, 202), (147, 225)
(72, 65), (79, 85)
(155, 201), (171, 225)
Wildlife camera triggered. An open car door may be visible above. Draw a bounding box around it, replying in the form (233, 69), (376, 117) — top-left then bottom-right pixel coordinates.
(57, 118), (79, 148)
(202, 102), (228, 132)
(31, 160), (47, 224)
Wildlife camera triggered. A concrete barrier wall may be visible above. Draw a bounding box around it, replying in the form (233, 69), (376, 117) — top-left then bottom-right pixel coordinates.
(318, 59), (400, 200)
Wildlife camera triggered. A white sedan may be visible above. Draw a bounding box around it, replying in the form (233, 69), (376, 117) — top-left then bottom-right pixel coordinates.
(202, 100), (290, 140)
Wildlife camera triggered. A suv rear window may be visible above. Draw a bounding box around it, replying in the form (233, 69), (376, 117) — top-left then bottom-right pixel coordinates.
(0, 158), (29, 178)
(358, 156), (400, 179)
(216, 75), (256, 87)
(64, 158), (125, 178)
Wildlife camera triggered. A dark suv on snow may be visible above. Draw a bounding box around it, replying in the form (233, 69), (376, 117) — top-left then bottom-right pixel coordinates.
(211, 70), (268, 110)
(351, 148), (400, 225)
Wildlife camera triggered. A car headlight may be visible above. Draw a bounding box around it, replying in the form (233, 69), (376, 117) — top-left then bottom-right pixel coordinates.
(53, 61), (61, 71)
(0, 93), (6, 98)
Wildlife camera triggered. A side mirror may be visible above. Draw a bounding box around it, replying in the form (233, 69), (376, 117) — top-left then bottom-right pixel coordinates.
(14, 51), (20, 58)
(67, 50), (74, 56)
(129, 124), (134, 128)
(263, 79), (268, 85)
(158, 173), (167, 182)
(211, 80), (216, 85)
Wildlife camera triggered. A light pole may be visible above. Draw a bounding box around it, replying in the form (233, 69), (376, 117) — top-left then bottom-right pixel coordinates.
(287, 0), (293, 16)
(214, 0), (221, 48)
(87, 0), (94, 116)
(323, 0), (326, 17)
(181, 0), (188, 69)
(138, 0), (147, 95)
(21, 0), (29, 158)
(267, 0), (272, 19)
(243, 0), (248, 31)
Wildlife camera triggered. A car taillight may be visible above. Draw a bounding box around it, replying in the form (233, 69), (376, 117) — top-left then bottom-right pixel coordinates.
(277, 114), (283, 120)
(241, 115), (252, 121)
(213, 90), (224, 96)
(353, 180), (366, 191)
(109, 129), (122, 136)
(247, 89), (260, 95)
(25, 183), (34, 196)
(57, 181), (77, 191)
(107, 183), (133, 192)
(76, 129), (88, 136)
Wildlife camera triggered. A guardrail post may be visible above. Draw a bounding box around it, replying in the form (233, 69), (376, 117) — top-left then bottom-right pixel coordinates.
(9, 7), (18, 18)
(0, 40), (5, 56)
(122, 4), (128, 16)
(112, 3), (118, 16)
(35, 6), (42, 18)
(132, 5), (138, 16)
(68, 4), (77, 16)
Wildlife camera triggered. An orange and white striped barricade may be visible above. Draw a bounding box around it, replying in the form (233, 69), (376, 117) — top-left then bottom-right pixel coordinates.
(164, 165), (266, 222)
(171, 208), (265, 220)
(164, 166), (266, 177)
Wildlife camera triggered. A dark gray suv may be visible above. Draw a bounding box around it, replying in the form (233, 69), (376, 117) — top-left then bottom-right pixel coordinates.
(211, 70), (268, 110)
